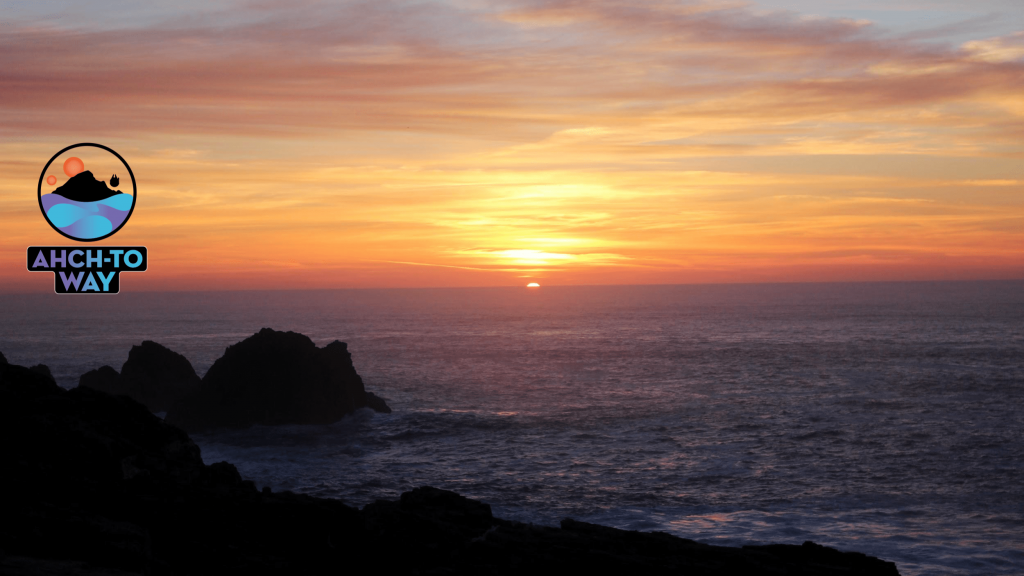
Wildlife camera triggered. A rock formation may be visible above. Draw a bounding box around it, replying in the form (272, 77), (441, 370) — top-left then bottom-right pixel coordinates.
(121, 340), (201, 411)
(364, 391), (391, 414)
(166, 328), (390, 433)
(80, 364), (126, 395)
(28, 363), (55, 382)
(78, 341), (201, 412)
(0, 359), (901, 575)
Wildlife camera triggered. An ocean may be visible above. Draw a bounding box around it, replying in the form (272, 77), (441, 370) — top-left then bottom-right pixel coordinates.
(1, 282), (1021, 575)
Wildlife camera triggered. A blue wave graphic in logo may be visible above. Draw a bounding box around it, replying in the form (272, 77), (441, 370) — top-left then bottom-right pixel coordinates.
(41, 193), (133, 240)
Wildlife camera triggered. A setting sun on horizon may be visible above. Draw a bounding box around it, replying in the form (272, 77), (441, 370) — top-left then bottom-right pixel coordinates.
(1, 1), (1022, 292)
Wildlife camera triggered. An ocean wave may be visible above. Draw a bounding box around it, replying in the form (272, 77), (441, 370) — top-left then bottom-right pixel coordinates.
(41, 193), (132, 239)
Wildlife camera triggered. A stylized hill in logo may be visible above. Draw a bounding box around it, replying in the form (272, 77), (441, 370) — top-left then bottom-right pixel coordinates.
(38, 144), (137, 242)
(51, 170), (122, 202)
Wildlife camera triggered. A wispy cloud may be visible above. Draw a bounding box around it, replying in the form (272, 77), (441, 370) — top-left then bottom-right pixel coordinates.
(0, 0), (1021, 289)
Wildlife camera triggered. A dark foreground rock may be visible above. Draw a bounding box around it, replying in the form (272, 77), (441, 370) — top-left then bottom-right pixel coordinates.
(79, 341), (201, 412)
(0, 359), (900, 575)
(28, 363), (55, 382)
(167, 328), (390, 433)
(80, 364), (125, 394)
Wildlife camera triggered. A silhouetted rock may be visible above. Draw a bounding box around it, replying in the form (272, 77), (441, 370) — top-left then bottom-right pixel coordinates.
(365, 391), (392, 414)
(121, 340), (201, 411)
(363, 489), (901, 575)
(28, 364), (55, 382)
(166, 328), (390, 432)
(50, 170), (121, 202)
(79, 364), (126, 395)
(0, 350), (7, 364)
(78, 341), (201, 412)
(0, 360), (901, 575)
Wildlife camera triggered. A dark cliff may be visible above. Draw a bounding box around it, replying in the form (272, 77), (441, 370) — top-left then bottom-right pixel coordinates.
(0, 356), (900, 575)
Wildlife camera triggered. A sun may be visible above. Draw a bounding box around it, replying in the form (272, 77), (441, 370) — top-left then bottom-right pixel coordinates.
(63, 157), (85, 177)
(527, 283), (540, 288)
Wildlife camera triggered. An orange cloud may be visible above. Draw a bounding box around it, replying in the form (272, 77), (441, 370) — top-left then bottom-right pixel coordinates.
(0, 1), (1021, 291)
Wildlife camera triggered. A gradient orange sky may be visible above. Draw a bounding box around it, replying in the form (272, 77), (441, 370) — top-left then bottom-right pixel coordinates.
(1, 0), (1022, 291)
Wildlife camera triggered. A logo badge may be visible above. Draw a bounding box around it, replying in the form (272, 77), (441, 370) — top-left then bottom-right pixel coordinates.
(28, 143), (147, 294)
(38, 143), (136, 242)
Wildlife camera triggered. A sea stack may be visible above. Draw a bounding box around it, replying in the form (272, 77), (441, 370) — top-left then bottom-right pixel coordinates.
(78, 341), (201, 412)
(166, 328), (390, 433)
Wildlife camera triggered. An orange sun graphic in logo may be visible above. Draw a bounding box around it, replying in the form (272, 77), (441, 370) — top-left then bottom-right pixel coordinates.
(63, 157), (85, 177)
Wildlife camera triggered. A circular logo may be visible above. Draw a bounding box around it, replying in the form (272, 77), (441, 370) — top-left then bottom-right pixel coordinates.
(38, 143), (137, 242)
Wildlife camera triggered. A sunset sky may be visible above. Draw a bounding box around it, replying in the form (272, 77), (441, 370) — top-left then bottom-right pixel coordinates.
(1, 0), (1022, 291)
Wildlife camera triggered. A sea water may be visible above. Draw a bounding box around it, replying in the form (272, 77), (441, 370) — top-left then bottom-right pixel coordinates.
(1, 282), (1021, 575)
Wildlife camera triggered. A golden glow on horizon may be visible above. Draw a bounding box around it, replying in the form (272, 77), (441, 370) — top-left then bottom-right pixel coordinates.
(527, 283), (540, 288)
(0, 1), (1021, 291)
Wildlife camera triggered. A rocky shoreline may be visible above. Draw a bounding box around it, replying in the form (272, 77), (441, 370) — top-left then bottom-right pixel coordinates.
(0, 347), (901, 575)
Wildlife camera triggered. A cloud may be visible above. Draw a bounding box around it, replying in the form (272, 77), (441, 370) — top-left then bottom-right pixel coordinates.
(455, 248), (632, 268)
(963, 31), (1024, 63)
(0, 0), (1020, 141)
(1, 1), (1022, 288)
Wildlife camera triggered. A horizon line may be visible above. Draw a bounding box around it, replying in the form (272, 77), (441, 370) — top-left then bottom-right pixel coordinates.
(1, 277), (1022, 296)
